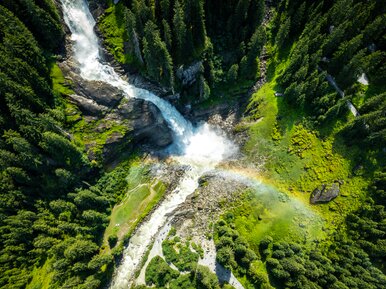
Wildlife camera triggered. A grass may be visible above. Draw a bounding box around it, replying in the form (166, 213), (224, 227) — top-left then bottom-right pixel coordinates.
(98, 3), (136, 65)
(239, 43), (373, 241)
(26, 261), (54, 289)
(351, 82), (386, 109)
(102, 163), (167, 252)
(49, 61), (134, 163)
(50, 62), (74, 96)
(231, 188), (324, 252)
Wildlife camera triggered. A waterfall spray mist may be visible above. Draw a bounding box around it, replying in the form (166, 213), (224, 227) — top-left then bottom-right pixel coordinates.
(59, 0), (237, 288)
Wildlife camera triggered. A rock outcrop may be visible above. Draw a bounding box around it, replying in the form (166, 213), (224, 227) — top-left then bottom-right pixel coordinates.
(87, 0), (107, 19)
(310, 183), (340, 204)
(58, 60), (173, 163)
(176, 62), (202, 86)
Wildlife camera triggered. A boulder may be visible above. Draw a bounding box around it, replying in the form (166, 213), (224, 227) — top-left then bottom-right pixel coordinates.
(93, 97), (173, 163)
(74, 79), (124, 107)
(87, 0), (107, 19)
(68, 94), (107, 116)
(60, 61), (173, 163)
(310, 183), (340, 204)
(117, 98), (173, 147)
(176, 61), (202, 86)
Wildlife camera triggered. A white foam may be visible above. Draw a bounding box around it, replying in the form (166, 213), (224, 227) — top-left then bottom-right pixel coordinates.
(358, 73), (369, 85)
(59, 1), (237, 288)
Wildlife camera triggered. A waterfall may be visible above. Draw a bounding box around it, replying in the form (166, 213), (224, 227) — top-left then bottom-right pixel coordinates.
(59, 0), (237, 288)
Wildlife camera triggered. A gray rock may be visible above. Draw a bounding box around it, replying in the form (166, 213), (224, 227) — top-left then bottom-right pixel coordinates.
(59, 63), (172, 163)
(118, 98), (173, 147)
(99, 98), (173, 162)
(74, 79), (124, 107)
(87, 0), (107, 19)
(310, 183), (340, 204)
(176, 62), (202, 86)
(68, 94), (107, 116)
(58, 27), (173, 164)
(58, 62), (124, 108)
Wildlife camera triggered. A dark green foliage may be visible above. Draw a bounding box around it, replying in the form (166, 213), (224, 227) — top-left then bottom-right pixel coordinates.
(172, 0), (193, 64)
(0, 8), (131, 282)
(264, 238), (386, 289)
(227, 64), (239, 82)
(214, 219), (258, 274)
(275, 16), (291, 48)
(141, 261), (226, 289)
(240, 26), (265, 79)
(275, 0), (385, 144)
(108, 234), (118, 248)
(346, 169), (386, 267)
(342, 92), (386, 148)
(145, 256), (180, 287)
(1, 0), (63, 51)
(195, 265), (221, 289)
(142, 20), (174, 88)
(184, 0), (206, 54)
(102, 0), (266, 100)
(162, 235), (199, 272)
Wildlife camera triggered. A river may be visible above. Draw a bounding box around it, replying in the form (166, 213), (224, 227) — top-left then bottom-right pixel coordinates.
(59, 0), (238, 288)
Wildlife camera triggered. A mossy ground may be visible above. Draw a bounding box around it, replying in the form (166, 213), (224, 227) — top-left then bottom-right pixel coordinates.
(26, 261), (54, 289)
(228, 43), (378, 258)
(50, 61), (132, 164)
(102, 163), (166, 252)
(98, 3), (138, 67)
(213, 43), (384, 288)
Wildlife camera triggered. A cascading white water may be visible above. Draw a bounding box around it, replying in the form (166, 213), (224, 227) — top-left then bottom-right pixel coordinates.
(60, 0), (237, 288)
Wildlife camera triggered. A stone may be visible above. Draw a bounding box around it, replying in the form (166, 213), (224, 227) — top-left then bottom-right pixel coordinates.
(74, 79), (124, 107)
(59, 20), (175, 164)
(68, 94), (107, 116)
(176, 61), (202, 86)
(119, 98), (173, 147)
(310, 183), (340, 204)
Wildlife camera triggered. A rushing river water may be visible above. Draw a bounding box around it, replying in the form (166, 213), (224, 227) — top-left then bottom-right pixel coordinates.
(60, 0), (237, 288)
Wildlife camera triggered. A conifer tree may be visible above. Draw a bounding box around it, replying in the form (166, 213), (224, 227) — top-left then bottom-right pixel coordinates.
(275, 16), (291, 48)
(247, 0), (265, 35)
(227, 0), (250, 45)
(329, 35), (363, 74)
(240, 26), (265, 79)
(160, 0), (171, 22)
(124, 8), (144, 65)
(173, 0), (193, 64)
(132, 0), (153, 36)
(185, 0), (207, 53)
(162, 19), (172, 51)
(227, 64), (239, 82)
(142, 21), (174, 88)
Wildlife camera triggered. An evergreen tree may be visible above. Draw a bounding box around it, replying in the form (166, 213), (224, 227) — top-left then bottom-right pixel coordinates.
(124, 8), (144, 65)
(185, 0), (207, 53)
(159, 0), (171, 22)
(227, 0), (250, 46)
(276, 16), (291, 48)
(227, 64), (239, 82)
(329, 35), (363, 74)
(248, 0), (265, 33)
(291, 2), (306, 35)
(172, 0), (193, 64)
(132, 0), (153, 36)
(162, 19), (172, 51)
(1, 0), (64, 51)
(143, 21), (174, 88)
(240, 26), (265, 79)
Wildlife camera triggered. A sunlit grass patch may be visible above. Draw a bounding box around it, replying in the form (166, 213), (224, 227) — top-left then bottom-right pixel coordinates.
(102, 164), (166, 252)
